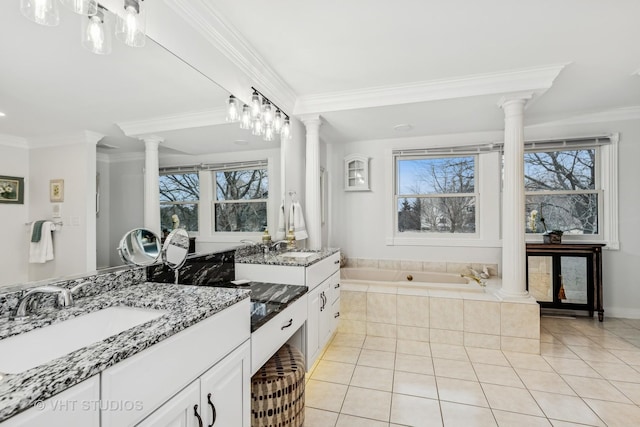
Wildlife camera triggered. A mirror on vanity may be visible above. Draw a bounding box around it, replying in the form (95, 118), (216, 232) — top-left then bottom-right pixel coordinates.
(0, 2), (268, 291)
(118, 228), (162, 267)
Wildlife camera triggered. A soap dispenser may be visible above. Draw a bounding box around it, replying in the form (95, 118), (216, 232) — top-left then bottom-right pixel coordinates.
(262, 228), (272, 244)
(286, 228), (296, 249)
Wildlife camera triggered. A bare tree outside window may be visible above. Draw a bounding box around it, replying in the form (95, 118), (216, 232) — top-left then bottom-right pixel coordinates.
(159, 173), (199, 232)
(396, 156), (476, 233)
(524, 149), (598, 234)
(215, 168), (268, 232)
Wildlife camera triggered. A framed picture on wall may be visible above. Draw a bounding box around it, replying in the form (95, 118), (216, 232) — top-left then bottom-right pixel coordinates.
(0, 175), (24, 204)
(50, 179), (64, 202)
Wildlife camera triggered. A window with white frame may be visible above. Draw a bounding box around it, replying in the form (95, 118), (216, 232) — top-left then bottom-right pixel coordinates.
(213, 167), (268, 232)
(395, 154), (477, 234)
(159, 173), (199, 232)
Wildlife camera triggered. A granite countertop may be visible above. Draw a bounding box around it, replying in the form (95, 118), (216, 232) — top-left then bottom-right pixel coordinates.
(235, 247), (340, 267)
(0, 282), (249, 422)
(214, 282), (307, 332)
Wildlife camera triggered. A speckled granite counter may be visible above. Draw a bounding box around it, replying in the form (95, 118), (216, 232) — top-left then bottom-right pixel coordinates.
(215, 282), (307, 332)
(235, 247), (340, 267)
(0, 282), (249, 422)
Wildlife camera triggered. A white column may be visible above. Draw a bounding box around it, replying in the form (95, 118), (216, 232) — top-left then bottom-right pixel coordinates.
(499, 95), (531, 298)
(302, 115), (322, 249)
(142, 136), (163, 237)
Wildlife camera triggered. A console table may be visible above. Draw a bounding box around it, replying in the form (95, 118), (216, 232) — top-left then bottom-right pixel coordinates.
(526, 243), (605, 321)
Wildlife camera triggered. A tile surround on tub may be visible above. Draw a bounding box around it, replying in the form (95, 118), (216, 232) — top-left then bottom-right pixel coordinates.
(345, 258), (498, 276)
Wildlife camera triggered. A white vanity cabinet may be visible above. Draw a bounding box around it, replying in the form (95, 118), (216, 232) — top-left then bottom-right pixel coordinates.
(136, 341), (250, 427)
(235, 252), (341, 371)
(101, 299), (251, 427)
(0, 376), (100, 427)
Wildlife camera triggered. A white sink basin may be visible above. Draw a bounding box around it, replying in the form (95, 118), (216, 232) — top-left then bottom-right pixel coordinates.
(0, 306), (167, 374)
(278, 251), (317, 259)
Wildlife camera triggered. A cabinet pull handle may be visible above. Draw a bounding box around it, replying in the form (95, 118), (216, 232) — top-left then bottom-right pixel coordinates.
(281, 318), (293, 330)
(321, 292), (326, 311)
(194, 404), (204, 427)
(334, 260), (340, 264)
(334, 312), (340, 318)
(334, 283), (340, 289)
(207, 393), (217, 427)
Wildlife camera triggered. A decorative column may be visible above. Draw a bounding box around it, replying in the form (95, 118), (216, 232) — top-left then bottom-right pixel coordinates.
(499, 95), (531, 298)
(142, 136), (163, 237)
(302, 115), (322, 249)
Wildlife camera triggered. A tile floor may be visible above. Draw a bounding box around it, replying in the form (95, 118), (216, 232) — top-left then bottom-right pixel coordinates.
(303, 316), (640, 426)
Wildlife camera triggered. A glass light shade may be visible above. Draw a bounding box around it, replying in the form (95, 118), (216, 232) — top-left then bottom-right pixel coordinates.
(59, 0), (97, 16)
(281, 117), (292, 140)
(239, 104), (251, 130)
(273, 109), (283, 134)
(226, 95), (239, 122)
(81, 9), (112, 55)
(264, 125), (274, 142)
(250, 91), (261, 119)
(20, 0), (60, 26)
(262, 101), (273, 125)
(115, 0), (146, 48)
(251, 117), (264, 136)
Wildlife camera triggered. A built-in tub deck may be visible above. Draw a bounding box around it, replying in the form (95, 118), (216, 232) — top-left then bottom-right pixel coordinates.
(339, 267), (541, 354)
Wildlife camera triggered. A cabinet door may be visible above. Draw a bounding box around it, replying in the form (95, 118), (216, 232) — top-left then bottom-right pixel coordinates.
(1, 376), (100, 427)
(306, 284), (322, 371)
(330, 297), (341, 334)
(318, 280), (333, 354)
(136, 381), (200, 427)
(200, 341), (251, 427)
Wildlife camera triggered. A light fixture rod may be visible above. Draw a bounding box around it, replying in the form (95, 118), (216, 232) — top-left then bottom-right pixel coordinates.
(250, 86), (289, 120)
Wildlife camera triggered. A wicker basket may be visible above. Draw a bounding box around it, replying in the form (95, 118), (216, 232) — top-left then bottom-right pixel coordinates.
(251, 344), (305, 427)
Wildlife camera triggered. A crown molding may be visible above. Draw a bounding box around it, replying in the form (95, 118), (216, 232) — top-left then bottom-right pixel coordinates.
(168, 0), (297, 111)
(0, 134), (28, 149)
(526, 106), (640, 128)
(294, 63), (568, 115)
(28, 131), (104, 149)
(117, 108), (227, 137)
(102, 152), (146, 163)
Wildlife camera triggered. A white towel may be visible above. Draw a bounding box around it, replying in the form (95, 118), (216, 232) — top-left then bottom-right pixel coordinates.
(289, 201), (308, 240)
(29, 221), (54, 263)
(275, 202), (286, 240)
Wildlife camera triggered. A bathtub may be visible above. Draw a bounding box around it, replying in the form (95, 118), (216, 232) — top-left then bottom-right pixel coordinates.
(340, 267), (485, 293)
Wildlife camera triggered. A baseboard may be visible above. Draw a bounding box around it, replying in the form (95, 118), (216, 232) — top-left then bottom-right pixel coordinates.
(604, 307), (640, 320)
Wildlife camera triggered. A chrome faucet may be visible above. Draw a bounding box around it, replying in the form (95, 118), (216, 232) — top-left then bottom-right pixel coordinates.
(13, 281), (91, 317)
(13, 285), (73, 317)
(270, 240), (288, 252)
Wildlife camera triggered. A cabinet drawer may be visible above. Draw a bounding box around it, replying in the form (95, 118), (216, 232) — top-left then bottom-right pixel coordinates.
(101, 299), (250, 427)
(306, 253), (340, 290)
(251, 295), (308, 375)
(235, 263), (305, 285)
(328, 271), (341, 304)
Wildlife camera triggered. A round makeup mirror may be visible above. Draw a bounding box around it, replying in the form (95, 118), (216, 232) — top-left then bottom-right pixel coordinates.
(118, 228), (162, 266)
(162, 228), (190, 283)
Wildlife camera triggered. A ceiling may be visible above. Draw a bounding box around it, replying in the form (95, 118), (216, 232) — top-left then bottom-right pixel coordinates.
(1, 0), (639, 155)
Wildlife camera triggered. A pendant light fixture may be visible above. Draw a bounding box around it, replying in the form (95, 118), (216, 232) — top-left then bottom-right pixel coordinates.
(115, 0), (146, 48)
(60, 0), (98, 16)
(20, 0), (60, 26)
(81, 6), (111, 55)
(227, 87), (292, 142)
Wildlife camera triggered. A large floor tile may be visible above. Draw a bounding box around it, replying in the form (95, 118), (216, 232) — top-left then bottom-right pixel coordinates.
(390, 394), (442, 427)
(482, 383), (544, 417)
(584, 398), (640, 427)
(335, 414), (389, 427)
(611, 380), (640, 405)
(466, 347), (510, 366)
(358, 349), (396, 369)
(304, 408), (339, 427)
(322, 345), (361, 364)
(609, 349), (640, 365)
(530, 391), (604, 426)
(311, 360), (356, 385)
(396, 339), (431, 356)
(350, 365), (394, 392)
(474, 363), (524, 388)
(392, 371), (438, 399)
(503, 351), (554, 372)
(540, 343), (579, 359)
(515, 368), (576, 396)
(332, 333), (366, 348)
(585, 360), (640, 382)
(433, 358), (477, 381)
(436, 377), (488, 407)
(341, 386), (392, 422)
(305, 380), (348, 412)
(543, 356), (602, 378)
(363, 336), (397, 352)
(561, 375), (632, 403)
(395, 353), (434, 375)
(430, 343), (469, 361)
(440, 401), (496, 427)
(567, 345), (623, 363)
(493, 410), (552, 427)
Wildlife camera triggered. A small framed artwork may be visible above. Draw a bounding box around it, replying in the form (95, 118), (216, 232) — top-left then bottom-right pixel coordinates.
(50, 179), (64, 202)
(0, 175), (25, 204)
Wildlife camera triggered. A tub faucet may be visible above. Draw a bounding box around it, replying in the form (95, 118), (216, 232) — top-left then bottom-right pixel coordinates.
(461, 273), (487, 287)
(13, 285), (73, 317)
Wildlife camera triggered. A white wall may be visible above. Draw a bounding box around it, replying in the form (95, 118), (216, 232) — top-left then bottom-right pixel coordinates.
(28, 141), (97, 281)
(329, 119), (640, 318)
(96, 156), (111, 269)
(0, 144), (29, 287)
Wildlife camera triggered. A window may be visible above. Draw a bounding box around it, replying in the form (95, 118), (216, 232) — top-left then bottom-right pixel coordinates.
(525, 148), (599, 235)
(214, 168), (268, 232)
(159, 173), (199, 232)
(395, 155), (477, 234)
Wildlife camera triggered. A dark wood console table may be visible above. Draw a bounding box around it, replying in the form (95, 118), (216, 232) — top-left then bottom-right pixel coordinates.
(526, 243), (605, 321)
